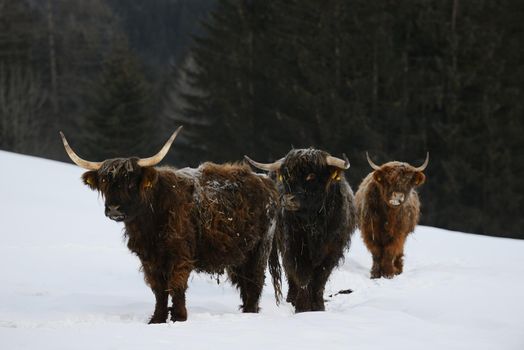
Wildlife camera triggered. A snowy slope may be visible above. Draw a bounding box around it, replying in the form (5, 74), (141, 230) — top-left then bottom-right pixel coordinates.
(0, 150), (523, 350)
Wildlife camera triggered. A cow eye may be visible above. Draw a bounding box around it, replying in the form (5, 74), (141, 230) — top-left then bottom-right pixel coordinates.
(306, 173), (316, 181)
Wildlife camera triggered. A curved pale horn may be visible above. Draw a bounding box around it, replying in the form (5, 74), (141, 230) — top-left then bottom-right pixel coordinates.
(326, 154), (350, 170)
(137, 126), (183, 167)
(366, 152), (381, 170)
(59, 131), (102, 170)
(414, 152), (429, 172)
(244, 155), (283, 172)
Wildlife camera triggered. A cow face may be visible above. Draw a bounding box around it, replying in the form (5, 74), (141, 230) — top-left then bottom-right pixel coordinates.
(60, 127), (182, 223)
(276, 150), (342, 213)
(372, 163), (425, 208)
(82, 158), (158, 222)
(245, 148), (350, 215)
(366, 153), (428, 208)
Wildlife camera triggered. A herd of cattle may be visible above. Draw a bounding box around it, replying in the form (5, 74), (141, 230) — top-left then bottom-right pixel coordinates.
(60, 126), (428, 323)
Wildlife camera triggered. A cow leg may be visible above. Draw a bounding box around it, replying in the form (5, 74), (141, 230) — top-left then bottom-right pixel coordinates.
(228, 244), (266, 313)
(286, 277), (299, 306)
(143, 264), (169, 324)
(381, 245), (398, 278)
(310, 256), (339, 311)
(149, 287), (169, 324)
(366, 239), (383, 279)
(393, 235), (407, 275)
(294, 285), (312, 313)
(168, 267), (191, 322)
(394, 253), (404, 275)
(286, 264), (313, 312)
(370, 252), (383, 279)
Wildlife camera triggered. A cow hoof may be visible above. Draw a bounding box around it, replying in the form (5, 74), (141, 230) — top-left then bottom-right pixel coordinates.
(294, 308), (308, 313)
(241, 305), (260, 313)
(170, 315), (187, 322)
(148, 316), (167, 324)
(169, 307), (188, 322)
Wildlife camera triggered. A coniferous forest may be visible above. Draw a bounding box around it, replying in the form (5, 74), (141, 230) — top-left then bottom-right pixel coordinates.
(1, 0), (523, 239)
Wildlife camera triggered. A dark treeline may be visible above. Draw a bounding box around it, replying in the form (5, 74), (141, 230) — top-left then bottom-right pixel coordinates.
(1, 0), (523, 239)
(0, 0), (212, 159)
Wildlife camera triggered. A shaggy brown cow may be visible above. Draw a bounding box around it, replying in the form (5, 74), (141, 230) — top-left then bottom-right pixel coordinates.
(245, 149), (357, 313)
(60, 127), (281, 323)
(355, 153), (429, 279)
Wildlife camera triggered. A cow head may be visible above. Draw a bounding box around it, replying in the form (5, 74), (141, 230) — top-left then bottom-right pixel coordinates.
(60, 127), (182, 222)
(366, 152), (428, 208)
(245, 149), (349, 215)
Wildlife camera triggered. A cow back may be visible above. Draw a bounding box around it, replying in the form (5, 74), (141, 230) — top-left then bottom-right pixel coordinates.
(191, 162), (278, 271)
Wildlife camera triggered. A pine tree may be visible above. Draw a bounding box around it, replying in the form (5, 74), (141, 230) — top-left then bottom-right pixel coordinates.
(176, 0), (275, 164)
(174, 0), (524, 238)
(0, 1), (48, 153)
(81, 39), (155, 160)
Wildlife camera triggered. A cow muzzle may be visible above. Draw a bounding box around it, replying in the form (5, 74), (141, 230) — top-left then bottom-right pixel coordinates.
(281, 194), (300, 211)
(105, 205), (126, 222)
(388, 192), (405, 207)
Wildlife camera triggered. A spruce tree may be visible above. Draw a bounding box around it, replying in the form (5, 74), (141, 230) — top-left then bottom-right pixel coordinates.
(81, 39), (155, 160)
(179, 0), (274, 164)
(175, 0), (524, 238)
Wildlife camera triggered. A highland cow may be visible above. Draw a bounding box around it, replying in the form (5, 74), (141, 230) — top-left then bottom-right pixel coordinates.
(355, 153), (429, 279)
(245, 149), (357, 313)
(60, 127), (281, 323)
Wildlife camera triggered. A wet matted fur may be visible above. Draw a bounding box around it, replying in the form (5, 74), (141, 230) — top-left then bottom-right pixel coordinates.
(81, 159), (280, 323)
(252, 149), (357, 313)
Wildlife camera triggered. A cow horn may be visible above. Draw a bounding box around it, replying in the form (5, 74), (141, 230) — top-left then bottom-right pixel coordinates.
(366, 152), (381, 170)
(60, 131), (102, 170)
(326, 154), (350, 170)
(137, 126), (183, 167)
(414, 152), (429, 172)
(244, 155), (283, 172)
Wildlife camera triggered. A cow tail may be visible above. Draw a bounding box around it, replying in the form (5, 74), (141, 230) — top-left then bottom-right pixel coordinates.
(268, 232), (282, 304)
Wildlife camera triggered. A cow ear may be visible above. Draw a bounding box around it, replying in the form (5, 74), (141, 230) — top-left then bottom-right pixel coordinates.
(82, 171), (98, 190)
(373, 170), (384, 183)
(277, 170), (283, 182)
(414, 171), (426, 186)
(329, 169), (342, 182)
(140, 167), (158, 191)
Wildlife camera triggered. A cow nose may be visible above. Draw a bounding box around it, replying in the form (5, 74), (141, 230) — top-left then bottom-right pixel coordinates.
(388, 192), (405, 206)
(106, 205), (122, 216)
(282, 194), (300, 211)
(394, 192), (405, 202)
(105, 205), (126, 222)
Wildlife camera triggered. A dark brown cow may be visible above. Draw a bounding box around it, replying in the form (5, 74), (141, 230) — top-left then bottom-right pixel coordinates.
(60, 127), (281, 323)
(245, 148), (357, 313)
(355, 153), (429, 279)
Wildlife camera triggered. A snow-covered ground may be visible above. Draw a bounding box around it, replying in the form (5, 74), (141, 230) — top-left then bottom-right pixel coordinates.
(1, 150), (523, 350)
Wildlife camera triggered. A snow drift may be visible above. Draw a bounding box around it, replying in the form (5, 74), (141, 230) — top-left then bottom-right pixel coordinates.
(0, 150), (523, 350)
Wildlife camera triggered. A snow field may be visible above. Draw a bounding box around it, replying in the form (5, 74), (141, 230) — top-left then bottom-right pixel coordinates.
(1, 150), (523, 350)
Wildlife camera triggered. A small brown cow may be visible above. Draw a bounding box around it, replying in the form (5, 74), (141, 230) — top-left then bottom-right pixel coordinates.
(355, 153), (428, 279)
(60, 127), (281, 323)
